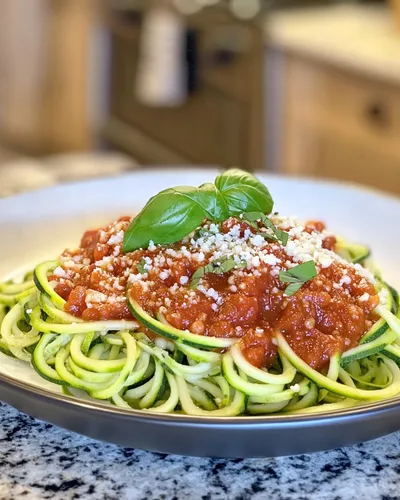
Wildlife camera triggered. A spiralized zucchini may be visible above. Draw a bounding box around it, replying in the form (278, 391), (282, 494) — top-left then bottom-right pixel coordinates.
(1, 260), (400, 416)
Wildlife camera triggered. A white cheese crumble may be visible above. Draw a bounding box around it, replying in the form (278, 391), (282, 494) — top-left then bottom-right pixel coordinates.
(319, 255), (333, 268)
(359, 292), (370, 302)
(108, 230), (124, 245)
(339, 275), (352, 286)
(53, 266), (66, 277)
(197, 285), (219, 302)
(85, 290), (108, 304)
(159, 270), (170, 281)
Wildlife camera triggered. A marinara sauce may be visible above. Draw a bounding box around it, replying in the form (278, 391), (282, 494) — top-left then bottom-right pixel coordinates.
(51, 216), (378, 372)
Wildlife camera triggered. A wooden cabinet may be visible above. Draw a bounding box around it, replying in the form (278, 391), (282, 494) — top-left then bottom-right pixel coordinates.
(0, 0), (96, 154)
(276, 54), (400, 195)
(110, 33), (245, 166)
(105, 9), (265, 171)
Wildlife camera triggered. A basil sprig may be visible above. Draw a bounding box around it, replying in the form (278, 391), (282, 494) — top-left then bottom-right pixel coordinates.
(189, 257), (247, 290)
(279, 261), (317, 296)
(123, 169), (274, 252)
(242, 212), (289, 246)
(136, 258), (147, 274)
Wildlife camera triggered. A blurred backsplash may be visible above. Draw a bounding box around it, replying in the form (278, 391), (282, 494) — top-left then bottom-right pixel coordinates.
(0, 0), (399, 195)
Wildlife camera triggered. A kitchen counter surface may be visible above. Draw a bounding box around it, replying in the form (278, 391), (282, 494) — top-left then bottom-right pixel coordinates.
(266, 4), (400, 85)
(1, 401), (400, 500)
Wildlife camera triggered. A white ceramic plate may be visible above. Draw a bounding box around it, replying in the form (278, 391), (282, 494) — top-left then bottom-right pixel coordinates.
(1, 168), (400, 457)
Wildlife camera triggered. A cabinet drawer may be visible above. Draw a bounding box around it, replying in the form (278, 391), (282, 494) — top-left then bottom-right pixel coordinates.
(199, 24), (262, 103)
(285, 56), (400, 158)
(282, 111), (400, 194)
(110, 35), (246, 166)
(315, 129), (400, 194)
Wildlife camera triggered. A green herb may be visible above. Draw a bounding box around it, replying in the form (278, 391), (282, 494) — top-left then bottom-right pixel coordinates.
(241, 211), (263, 231)
(136, 258), (147, 274)
(189, 257), (247, 289)
(263, 218), (289, 246)
(214, 169), (274, 216)
(242, 211), (289, 247)
(241, 211), (264, 222)
(189, 264), (214, 290)
(192, 226), (218, 240)
(279, 261), (318, 296)
(123, 169), (274, 252)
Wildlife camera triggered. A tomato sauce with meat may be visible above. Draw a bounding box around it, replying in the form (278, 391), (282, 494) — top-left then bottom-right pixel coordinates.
(51, 216), (378, 372)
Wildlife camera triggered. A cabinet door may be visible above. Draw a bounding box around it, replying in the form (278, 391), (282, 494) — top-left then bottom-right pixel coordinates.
(281, 55), (400, 195)
(284, 118), (400, 195)
(110, 32), (245, 167)
(315, 131), (400, 194)
(107, 12), (264, 170)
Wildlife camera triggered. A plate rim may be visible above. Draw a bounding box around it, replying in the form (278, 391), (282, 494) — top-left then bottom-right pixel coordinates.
(1, 360), (400, 427)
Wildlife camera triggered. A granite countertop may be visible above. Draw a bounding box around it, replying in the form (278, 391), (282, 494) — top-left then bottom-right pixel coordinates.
(266, 4), (400, 85)
(1, 401), (400, 500)
(1, 157), (400, 499)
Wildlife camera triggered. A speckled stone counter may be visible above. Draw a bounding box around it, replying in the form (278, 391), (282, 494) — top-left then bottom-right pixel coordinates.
(0, 402), (399, 500)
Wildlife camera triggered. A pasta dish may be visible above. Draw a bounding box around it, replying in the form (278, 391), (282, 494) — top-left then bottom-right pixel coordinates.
(1, 169), (399, 416)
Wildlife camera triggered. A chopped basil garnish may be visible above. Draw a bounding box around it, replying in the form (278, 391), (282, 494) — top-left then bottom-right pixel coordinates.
(242, 211), (289, 247)
(189, 257), (247, 290)
(263, 218), (289, 246)
(192, 227), (217, 241)
(189, 264), (214, 290)
(136, 258), (147, 274)
(279, 261), (318, 296)
(123, 169), (274, 252)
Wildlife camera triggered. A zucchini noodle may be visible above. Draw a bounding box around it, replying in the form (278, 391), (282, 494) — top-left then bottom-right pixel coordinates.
(0, 254), (400, 417)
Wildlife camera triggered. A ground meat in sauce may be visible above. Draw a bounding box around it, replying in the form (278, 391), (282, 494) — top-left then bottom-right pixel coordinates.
(51, 216), (378, 372)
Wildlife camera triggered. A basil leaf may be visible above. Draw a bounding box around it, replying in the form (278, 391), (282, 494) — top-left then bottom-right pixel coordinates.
(189, 263), (214, 290)
(215, 169), (274, 215)
(213, 258), (236, 274)
(196, 183), (228, 222)
(241, 211), (262, 231)
(279, 275), (301, 284)
(123, 184), (229, 252)
(189, 257), (247, 289)
(279, 231), (289, 246)
(283, 282), (304, 296)
(242, 211), (264, 222)
(242, 211), (289, 246)
(193, 227), (215, 240)
(123, 169), (275, 252)
(123, 187), (206, 252)
(263, 217), (289, 247)
(280, 261), (317, 282)
(136, 258), (147, 274)
(259, 232), (279, 243)
(279, 261), (318, 296)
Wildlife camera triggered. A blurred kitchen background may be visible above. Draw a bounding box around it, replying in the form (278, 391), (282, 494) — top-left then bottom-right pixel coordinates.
(1, 0), (400, 196)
